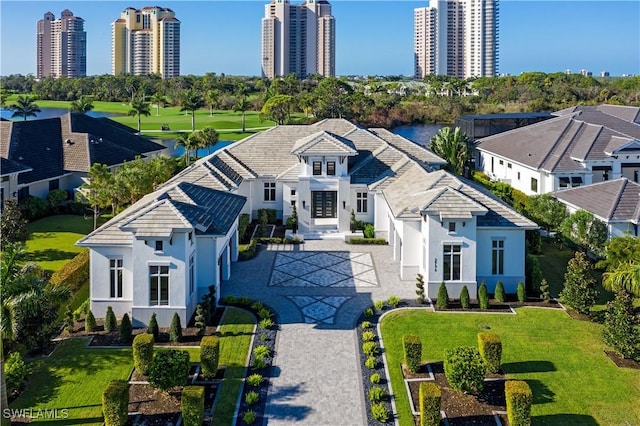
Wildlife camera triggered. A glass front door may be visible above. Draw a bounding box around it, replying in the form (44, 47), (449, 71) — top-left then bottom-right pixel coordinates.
(311, 191), (337, 218)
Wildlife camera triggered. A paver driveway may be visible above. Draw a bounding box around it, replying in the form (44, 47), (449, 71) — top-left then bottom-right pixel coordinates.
(222, 240), (416, 426)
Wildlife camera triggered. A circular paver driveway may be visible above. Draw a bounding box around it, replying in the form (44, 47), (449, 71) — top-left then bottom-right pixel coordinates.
(222, 240), (416, 426)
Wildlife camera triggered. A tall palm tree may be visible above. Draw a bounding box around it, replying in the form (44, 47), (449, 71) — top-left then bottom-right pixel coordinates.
(69, 96), (94, 114)
(198, 126), (219, 155)
(150, 92), (166, 116)
(128, 97), (151, 133)
(180, 90), (205, 132)
(603, 262), (640, 297)
(174, 134), (199, 166)
(428, 126), (470, 175)
(9, 95), (41, 121)
(206, 89), (220, 117)
(233, 97), (252, 133)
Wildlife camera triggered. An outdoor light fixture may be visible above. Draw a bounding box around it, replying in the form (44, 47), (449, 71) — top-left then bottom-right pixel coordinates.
(302, 200), (306, 208)
(343, 201), (346, 209)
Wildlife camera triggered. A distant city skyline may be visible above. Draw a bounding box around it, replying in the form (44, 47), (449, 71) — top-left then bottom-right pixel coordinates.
(0, 1), (638, 78)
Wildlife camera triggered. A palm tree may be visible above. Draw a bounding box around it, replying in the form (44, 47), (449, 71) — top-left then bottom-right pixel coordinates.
(198, 126), (219, 155)
(603, 262), (640, 297)
(174, 133), (199, 166)
(206, 89), (220, 117)
(9, 95), (41, 121)
(69, 96), (94, 113)
(150, 92), (166, 116)
(233, 97), (253, 133)
(428, 126), (470, 175)
(128, 97), (151, 133)
(180, 90), (205, 132)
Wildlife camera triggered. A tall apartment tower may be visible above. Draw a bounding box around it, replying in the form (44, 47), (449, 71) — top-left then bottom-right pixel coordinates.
(261, 0), (335, 79)
(37, 10), (86, 78)
(414, 0), (498, 79)
(112, 6), (180, 78)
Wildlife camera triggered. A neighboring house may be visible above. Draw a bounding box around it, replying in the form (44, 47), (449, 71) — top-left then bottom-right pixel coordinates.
(553, 178), (640, 238)
(77, 119), (536, 326)
(476, 104), (640, 196)
(0, 157), (32, 209)
(0, 112), (165, 205)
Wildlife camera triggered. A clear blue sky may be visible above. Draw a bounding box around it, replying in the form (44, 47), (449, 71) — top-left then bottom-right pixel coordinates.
(0, 0), (638, 77)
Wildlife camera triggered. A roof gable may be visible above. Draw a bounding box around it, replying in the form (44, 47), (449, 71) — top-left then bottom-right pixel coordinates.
(291, 131), (357, 156)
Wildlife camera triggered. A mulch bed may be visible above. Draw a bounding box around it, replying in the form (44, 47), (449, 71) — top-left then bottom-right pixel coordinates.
(604, 350), (640, 370)
(433, 297), (562, 312)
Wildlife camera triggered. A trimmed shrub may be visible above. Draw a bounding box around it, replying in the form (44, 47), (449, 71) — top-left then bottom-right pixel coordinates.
(245, 390), (260, 405)
(259, 318), (274, 329)
(365, 356), (377, 369)
(478, 281), (489, 309)
(416, 273), (426, 304)
(444, 346), (485, 394)
(371, 403), (390, 422)
(364, 224), (375, 238)
(436, 282), (449, 309)
(85, 309), (97, 332)
(194, 304), (207, 336)
(361, 321), (372, 329)
(119, 313), (132, 344)
(200, 336), (221, 378)
(104, 306), (117, 332)
(257, 208), (277, 224)
(559, 251), (597, 315)
(50, 250), (89, 292)
(363, 308), (374, 317)
(362, 331), (375, 342)
(239, 239), (258, 260)
(246, 373), (264, 387)
(348, 237), (387, 245)
(478, 332), (502, 374)
(419, 381), (441, 426)
(603, 290), (640, 360)
(253, 345), (271, 359)
(370, 373), (381, 384)
(517, 281), (526, 303)
(149, 349), (190, 391)
(147, 313), (159, 340)
(169, 312), (183, 343)
(133, 334), (154, 376)
(374, 300), (384, 311)
(388, 295), (401, 308)
(362, 341), (379, 356)
(494, 281), (505, 302)
(65, 307), (74, 333)
(403, 334), (422, 373)
(460, 285), (470, 309)
(257, 308), (273, 320)
(251, 301), (265, 312)
(368, 386), (387, 403)
(238, 213), (251, 241)
(5, 352), (27, 393)
(505, 380), (533, 426)
(539, 279), (551, 302)
(252, 357), (266, 370)
(73, 298), (90, 321)
(102, 380), (129, 426)
(181, 386), (204, 426)
(242, 410), (257, 424)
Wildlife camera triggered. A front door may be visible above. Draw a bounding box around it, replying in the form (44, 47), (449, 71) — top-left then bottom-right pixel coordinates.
(311, 191), (337, 218)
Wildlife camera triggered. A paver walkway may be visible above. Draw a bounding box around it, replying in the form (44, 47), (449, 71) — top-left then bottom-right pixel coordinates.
(223, 240), (417, 425)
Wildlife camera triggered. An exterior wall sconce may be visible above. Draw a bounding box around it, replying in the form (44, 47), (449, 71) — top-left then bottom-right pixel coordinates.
(434, 258), (437, 272)
(302, 200), (306, 209)
(343, 201), (346, 209)
(462, 221), (466, 227)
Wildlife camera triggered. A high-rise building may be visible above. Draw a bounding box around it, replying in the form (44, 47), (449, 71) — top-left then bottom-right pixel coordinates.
(261, 0), (335, 79)
(414, 0), (498, 79)
(37, 10), (86, 79)
(112, 6), (180, 78)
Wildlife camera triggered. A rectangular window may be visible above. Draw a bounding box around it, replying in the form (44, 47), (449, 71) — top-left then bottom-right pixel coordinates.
(109, 259), (123, 298)
(559, 177), (570, 188)
(571, 176), (582, 187)
(49, 179), (60, 191)
(499, 159), (504, 165)
(507, 163), (512, 169)
(517, 172), (521, 180)
(263, 182), (276, 201)
(443, 244), (461, 281)
(312, 161), (322, 175)
(291, 189), (296, 196)
(356, 192), (368, 213)
(155, 240), (163, 251)
(531, 177), (538, 193)
(491, 240), (504, 275)
(327, 161), (336, 176)
(189, 255), (194, 295)
(448, 222), (456, 233)
(149, 265), (169, 306)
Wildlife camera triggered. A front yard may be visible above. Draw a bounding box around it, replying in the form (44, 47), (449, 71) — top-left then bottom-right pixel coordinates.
(380, 307), (640, 425)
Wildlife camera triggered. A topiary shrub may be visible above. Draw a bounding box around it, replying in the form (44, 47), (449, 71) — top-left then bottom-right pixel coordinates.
(238, 213), (251, 241)
(388, 295), (401, 308)
(416, 273), (426, 304)
(194, 304), (207, 336)
(444, 346), (485, 394)
(181, 386), (204, 426)
(102, 380), (129, 426)
(368, 386), (387, 403)
(494, 280), (505, 302)
(370, 403), (390, 422)
(517, 281), (526, 303)
(245, 390), (260, 405)
(436, 282), (449, 309)
(460, 285), (470, 309)
(5, 352), (27, 394)
(246, 373), (264, 387)
(505, 380), (533, 426)
(147, 312), (159, 340)
(370, 373), (381, 384)
(403, 334), (422, 373)
(133, 334), (154, 376)
(365, 356), (377, 369)
(85, 309), (97, 332)
(477, 332), (502, 374)
(539, 279), (551, 302)
(363, 341), (379, 356)
(119, 313), (132, 344)
(200, 336), (221, 379)
(169, 313), (183, 343)
(73, 298), (90, 322)
(419, 381), (441, 426)
(149, 349), (190, 391)
(242, 410), (257, 424)
(104, 306), (117, 332)
(478, 281), (489, 309)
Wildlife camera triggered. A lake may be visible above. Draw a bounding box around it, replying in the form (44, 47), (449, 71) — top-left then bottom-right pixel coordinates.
(0, 107), (120, 121)
(165, 140), (235, 158)
(392, 123), (446, 147)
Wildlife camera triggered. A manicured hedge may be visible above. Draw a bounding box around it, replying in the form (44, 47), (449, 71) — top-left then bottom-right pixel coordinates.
(348, 238), (387, 245)
(505, 380), (533, 426)
(436, 282), (449, 309)
(200, 336), (220, 379)
(239, 239), (258, 260)
(478, 281), (489, 309)
(478, 332), (502, 374)
(403, 334), (422, 373)
(444, 346), (485, 395)
(149, 349), (190, 391)
(238, 213), (251, 241)
(104, 306), (117, 332)
(119, 313), (132, 344)
(181, 386), (205, 426)
(419, 381), (441, 426)
(50, 249), (89, 291)
(495, 280), (505, 302)
(257, 208), (277, 224)
(132, 334), (154, 376)
(102, 380), (129, 426)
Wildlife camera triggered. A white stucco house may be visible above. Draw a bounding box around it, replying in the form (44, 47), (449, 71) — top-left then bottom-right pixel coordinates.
(78, 119), (536, 326)
(476, 104), (640, 196)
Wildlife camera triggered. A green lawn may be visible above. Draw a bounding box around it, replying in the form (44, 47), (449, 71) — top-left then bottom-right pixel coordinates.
(25, 215), (95, 273)
(380, 308), (640, 426)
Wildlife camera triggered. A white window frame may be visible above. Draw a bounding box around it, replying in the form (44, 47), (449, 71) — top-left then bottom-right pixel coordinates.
(109, 259), (123, 298)
(491, 239), (504, 275)
(356, 192), (368, 213)
(149, 265), (169, 306)
(264, 182), (276, 202)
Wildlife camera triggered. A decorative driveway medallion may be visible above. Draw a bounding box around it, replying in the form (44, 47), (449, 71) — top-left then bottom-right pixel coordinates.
(269, 252), (378, 288)
(287, 296), (352, 324)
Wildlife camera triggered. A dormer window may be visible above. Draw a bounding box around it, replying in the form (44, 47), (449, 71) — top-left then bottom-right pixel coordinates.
(313, 161), (322, 175)
(327, 161), (336, 176)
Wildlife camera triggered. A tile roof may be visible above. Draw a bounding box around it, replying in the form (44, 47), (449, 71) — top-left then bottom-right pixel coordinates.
(291, 131), (357, 156)
(369, 128), (447, 166)
(0, 157), (32, 176)
(553, 178), (640, 223)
